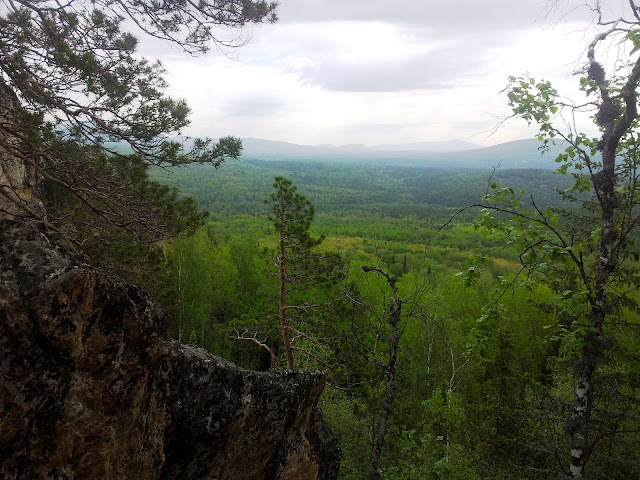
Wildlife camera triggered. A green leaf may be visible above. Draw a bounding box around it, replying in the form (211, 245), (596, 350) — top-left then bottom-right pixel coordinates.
(627, 30), (640, 54)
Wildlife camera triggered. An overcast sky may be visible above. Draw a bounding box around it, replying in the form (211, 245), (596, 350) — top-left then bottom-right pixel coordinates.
(139, 0), (627, 147)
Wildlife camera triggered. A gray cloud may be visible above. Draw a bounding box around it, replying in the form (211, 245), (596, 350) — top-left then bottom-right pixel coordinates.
(278, 0), (550, 33)
(223, 96), (285, 117)
(298, 39), (489, 92)
(152, 0), (597, 146)
(355, 122), (422, 130)
(254, 0), (547, 93)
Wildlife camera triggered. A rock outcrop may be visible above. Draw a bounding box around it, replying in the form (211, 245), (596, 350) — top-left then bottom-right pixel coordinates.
(0, 81), (43, 219)
(0, 219), (341, 479)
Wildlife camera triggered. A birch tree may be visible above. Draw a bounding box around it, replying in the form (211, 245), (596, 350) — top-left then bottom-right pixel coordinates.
(468, 2), (640, 477)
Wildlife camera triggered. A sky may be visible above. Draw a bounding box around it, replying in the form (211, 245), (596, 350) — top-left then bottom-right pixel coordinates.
(138, 0), (629, 147)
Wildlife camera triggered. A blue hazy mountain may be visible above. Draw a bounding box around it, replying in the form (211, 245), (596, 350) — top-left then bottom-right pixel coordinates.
(239, 138), (562, 170)
(109, 136), (564, 170)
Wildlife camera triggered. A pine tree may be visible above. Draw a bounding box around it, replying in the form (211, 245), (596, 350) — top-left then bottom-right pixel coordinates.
(267, 176), (339, 369)
(0, 0), (277, 237)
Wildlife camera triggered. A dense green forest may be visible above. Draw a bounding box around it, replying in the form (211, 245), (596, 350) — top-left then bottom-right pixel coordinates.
(145, 158), (640, 479)
(150, 160), (566, 220)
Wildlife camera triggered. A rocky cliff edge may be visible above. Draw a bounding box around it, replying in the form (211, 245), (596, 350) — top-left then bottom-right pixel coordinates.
(0, 219), (341, 479)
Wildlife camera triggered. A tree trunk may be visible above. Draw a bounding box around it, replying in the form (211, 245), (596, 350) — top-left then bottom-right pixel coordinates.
(567, 67), (618, 476)
(279, 229), (295, 369)
(366, 291), (401, 479)
(569, 353), (595, 479)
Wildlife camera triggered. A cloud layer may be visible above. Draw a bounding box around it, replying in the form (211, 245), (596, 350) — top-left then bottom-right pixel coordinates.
(141, 0), (608, 146)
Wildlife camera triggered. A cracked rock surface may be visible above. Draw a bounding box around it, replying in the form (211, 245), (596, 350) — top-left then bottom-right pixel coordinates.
(0, 219), (341, 479)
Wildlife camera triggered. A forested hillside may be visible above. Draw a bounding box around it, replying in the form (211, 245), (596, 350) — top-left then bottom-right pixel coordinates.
(150, 160), (567, 219)
(149, 156), (640, 479)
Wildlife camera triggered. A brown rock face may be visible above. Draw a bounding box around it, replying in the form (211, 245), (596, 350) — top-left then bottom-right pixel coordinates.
(0, 219), (341, 479)
(0, 81), (43, 219)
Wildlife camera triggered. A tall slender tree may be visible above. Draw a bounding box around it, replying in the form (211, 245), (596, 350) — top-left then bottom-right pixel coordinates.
(359, 266), (402, 480)
(268, 176), (324, 369)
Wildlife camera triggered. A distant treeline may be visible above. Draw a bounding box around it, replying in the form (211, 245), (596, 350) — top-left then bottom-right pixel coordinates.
(149, 160), (569, 221)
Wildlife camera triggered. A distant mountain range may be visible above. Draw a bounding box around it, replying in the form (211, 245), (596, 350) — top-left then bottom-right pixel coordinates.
(312, 139), (479, 152)
(238, 137), (563, 170)
(108, 136), (565, 170)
